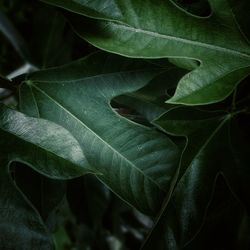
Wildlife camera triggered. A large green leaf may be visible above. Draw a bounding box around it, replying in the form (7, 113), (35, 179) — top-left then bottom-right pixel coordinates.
(19, 52), (180, 214)
(42, 0), (250, 105)
(142, 107), (250, 249)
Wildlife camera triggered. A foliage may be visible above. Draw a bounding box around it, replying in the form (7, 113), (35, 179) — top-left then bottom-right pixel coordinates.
(0, 0), (250, 249)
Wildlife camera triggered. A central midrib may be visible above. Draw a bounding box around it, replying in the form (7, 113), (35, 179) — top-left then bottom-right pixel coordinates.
(33, 84), (165, 191)
(109, 22), (250, 60)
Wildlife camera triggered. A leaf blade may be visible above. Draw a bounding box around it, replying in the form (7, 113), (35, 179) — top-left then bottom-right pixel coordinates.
(20, 52), (180, 214)
(43, 0), (250, 104)
(0, 104), (91, 178)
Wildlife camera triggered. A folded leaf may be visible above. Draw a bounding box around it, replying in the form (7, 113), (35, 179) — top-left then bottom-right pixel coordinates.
(42, 0), (250, 105)
(19, 52), (180, 214)
(0, 104), (90, 178)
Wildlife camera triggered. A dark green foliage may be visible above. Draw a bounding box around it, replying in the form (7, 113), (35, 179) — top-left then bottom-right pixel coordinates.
(0, 0), (249, 249)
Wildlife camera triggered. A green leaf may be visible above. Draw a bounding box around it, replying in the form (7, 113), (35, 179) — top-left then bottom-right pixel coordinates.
(142, 107), (250, 249)
(42, 0), (250, 105)
(19, 52), (180, 214)
(114, 68), (187, 122)
(0, 104), (92, 248)
(168, 58), (199, 71)
(41, 0), (124, 20)
(0, 160), (54, 249)
(0, 104), (90, 178)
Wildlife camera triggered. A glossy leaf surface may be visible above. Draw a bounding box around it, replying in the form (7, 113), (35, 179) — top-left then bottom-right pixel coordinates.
(43, 0), (250, 105)
(19, 52), (180, 214)
(0, 104), (90, 178)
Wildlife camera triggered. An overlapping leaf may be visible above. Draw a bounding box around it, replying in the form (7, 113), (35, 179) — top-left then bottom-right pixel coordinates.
(19, 52), (180, 214)
(0, 105), (91, 249)
(142, 107), (250, 249)
(114, 67), (187, 122)
(42, 0), (250, 105)
(0, 105), (90, 178)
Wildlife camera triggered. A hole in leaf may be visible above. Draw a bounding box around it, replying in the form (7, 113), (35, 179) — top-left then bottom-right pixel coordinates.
(111, 69), (187, 124)
(110, 100), (151, 126)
